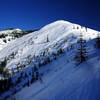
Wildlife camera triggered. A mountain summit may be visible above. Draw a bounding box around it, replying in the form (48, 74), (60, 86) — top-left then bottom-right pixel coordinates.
(0, 20), (100, 100)
(0, 20), (98, 70)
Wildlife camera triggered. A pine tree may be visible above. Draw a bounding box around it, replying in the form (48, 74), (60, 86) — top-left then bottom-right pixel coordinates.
(3, 68), (10, 78)
(0, 58), (7, 74)
(75, 33), (88, 65)
(95, 32), (100, 48)
(85, 27), (88, 32)
(34, 66), (39, 80)
(0, 58), (7, 67)
(31, 67), (35, 83)
(47, 34), (49, 42)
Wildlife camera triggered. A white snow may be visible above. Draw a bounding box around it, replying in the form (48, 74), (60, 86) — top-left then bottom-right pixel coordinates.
(0, 20), (100, 100)
(0, 20), (98, 70)
(0, 28), (23, 51)
(15, 40), (100, 100)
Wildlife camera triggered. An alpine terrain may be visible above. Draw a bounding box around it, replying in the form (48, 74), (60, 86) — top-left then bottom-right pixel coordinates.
(0, 20), (100, 100)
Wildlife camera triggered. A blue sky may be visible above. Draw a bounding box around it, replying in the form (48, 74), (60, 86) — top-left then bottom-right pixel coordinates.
(0, 0), (100, 31)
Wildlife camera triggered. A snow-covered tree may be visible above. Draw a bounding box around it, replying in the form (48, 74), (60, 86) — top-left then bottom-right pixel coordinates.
(74, 33), (88, 64)
(0, 58), (7, 67)
(34, 66), (39, 80)
(95, 32), (100, 48)
(47, 34), (49, 42)
(85, 27), (88, 32)
(0, 58), (7, 75)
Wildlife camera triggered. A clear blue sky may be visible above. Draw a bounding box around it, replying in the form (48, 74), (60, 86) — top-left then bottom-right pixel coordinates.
(0, 0), (100, 31)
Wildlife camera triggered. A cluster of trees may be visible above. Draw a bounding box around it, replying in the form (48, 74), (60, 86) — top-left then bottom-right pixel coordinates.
(10, 29), (39, 39)
(0, 65), (41, 97)
(0, 34), (8, 38)
(0, 78), (12, 94)
(73, 25), (88, 32)
(0, 45), (65, 97)
(74, 32), (100, 65)
(10, 30), (24, 39)
(0, 52), (17, 76)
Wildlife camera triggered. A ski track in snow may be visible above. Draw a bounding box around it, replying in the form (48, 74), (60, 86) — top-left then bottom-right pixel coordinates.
(15, 49), (100, 100)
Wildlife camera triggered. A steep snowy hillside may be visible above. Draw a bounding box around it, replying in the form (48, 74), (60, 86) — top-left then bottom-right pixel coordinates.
(0, 20), (100, 100)
(0, 28), (25, 51)
(0, 20), (98, 72)
(15, 40), (100, 100)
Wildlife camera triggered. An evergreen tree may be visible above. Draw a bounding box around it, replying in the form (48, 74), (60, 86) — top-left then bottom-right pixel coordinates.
(0, 58), (7, 74)
(1, 58), (7, 67)
(73, 25), (75, 29)
(0, 67), (4, 74)
(3, 39), (7, 43)
(47, 34), (49, 42)
(3, 68), (10, 78)
(34, 66), (39, 80)
(77, 26), (79, 29)
(85, 27), (88, 32)
(75, 33), (88, 65)
(31, 67), (35, 83)
(95, 32), (100, 48)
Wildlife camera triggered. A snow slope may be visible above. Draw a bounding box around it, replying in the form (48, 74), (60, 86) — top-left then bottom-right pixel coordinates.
(0, 20), (100, 100)
(0, 20), (98, 71)
(15, 40), (100, 100)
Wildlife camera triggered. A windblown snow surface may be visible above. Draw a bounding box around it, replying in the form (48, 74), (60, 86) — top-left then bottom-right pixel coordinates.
(1, 20), (100, 100)
(15, 43), (100, 100)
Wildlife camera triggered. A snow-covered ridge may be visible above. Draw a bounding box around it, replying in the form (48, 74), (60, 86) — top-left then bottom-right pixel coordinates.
(0, 20), (99, 70)
(0, 28), (22, 34)
(0, 28), (24, 51)
(34, 20), (98, 43)
(0, 20), (100, 100)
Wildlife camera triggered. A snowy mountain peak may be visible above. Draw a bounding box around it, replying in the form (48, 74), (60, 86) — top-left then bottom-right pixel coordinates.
(46, 20), (72, 26)
(40, 20), (72, 31)
(0, 28), (22, 34)
(11, 28), (21, 31)
(0, 20), (100, 100)
(0, 20), (99, 70)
